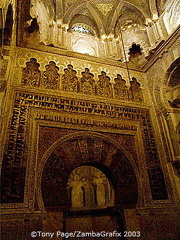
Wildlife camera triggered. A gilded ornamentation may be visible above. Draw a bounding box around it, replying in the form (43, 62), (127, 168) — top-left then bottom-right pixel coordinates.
(114, 74), (128, 100)
(65, 0), (76, 11)
(96, 4), (114, 17)
(80, 68), (95, 95)
(62, 64), (78, 92)
(42, 61), (60, 89)
(22, 58), (41, 87)
(97, 71), (112, 98)
(129, 77), (143, 102)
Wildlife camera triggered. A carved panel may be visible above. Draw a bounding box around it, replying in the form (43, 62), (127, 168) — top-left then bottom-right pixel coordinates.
(42, 61), (60, 89)
(111, 149), (138, 204)
(129, 77), (143, 102)
(22, 58), (41, 87)
(62, 64), (78, 92)
(97, 71), (113, 98)
(80, 68), (95, 95)
(114, 74), (128, 100)
(1, 59), (9, 79)
(20, 58), (146, 104)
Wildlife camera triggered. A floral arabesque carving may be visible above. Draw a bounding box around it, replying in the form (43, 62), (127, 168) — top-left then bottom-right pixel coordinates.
(62, 64), (78, 92)
(22, 58), (41, 87)
(97, 71), (113, 98)
(80, 68), (95, 95)
(21, 59), (145, 103)
(1, 92), (168, 203)
(42, 61), (60, 89)
(129, 77), (143, 102)
(114, 74), (128, 100)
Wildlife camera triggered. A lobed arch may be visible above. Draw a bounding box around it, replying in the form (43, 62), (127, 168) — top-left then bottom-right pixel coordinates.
(166, 57), (180, 88)
(152, 51), (180, 111)
(35, 131), (140, 213)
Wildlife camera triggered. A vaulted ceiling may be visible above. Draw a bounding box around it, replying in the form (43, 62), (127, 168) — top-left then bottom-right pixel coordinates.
(51, 0), (165, 35)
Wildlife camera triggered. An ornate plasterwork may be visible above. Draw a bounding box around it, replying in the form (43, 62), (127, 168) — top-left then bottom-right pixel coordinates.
(80, 68), (95, 95)
(20, 58), (145, 103)
(96, 4), (114, 17)
(22, 58), (41, 87)
(42, 61), (60, 89)
(64, 0), (77, 11)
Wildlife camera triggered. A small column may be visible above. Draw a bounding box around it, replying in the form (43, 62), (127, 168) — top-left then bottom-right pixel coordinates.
(115, 37), (122, 60)
(47, 21), (54, 44)
(152, 21), (161, 43)
(57, 20), (63, 45)
(61, 24), (69, 48)
(108, 40), (114, 57)
(146, 23), (156, 46)
(103, 37), (109, 57)
(115, 40), (119, 59)
(108, 34), (115, 58)
(156, 17), (168, 39)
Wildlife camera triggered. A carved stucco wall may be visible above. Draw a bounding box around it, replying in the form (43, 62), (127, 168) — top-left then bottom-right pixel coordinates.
(146, 32), (180, 200)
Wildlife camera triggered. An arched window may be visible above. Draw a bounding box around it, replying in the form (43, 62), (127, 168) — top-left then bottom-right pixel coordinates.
(71, 23), (95, 36)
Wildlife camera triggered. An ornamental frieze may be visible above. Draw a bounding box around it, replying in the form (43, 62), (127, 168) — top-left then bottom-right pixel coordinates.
(1, 91), (168, 204)
(36, 114), (138, 131)
(21, 59), (144, 103)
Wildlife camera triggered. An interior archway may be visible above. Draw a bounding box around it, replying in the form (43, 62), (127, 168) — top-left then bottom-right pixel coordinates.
(41, 134), (138, 233)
